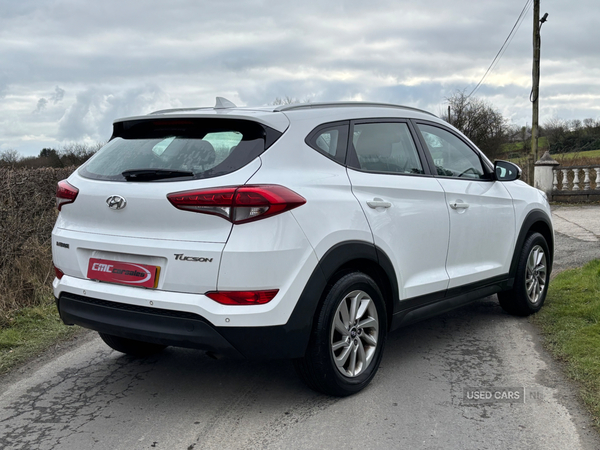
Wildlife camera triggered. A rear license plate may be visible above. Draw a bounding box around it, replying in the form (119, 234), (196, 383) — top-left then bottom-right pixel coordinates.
(87, 258), (160, 288)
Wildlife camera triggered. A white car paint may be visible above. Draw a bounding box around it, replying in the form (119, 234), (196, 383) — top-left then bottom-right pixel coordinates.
(52, 102), (553, 334)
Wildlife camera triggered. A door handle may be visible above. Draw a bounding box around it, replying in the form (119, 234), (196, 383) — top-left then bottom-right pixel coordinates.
(449, 202), (469, 210)
(367, 198), (392, 209)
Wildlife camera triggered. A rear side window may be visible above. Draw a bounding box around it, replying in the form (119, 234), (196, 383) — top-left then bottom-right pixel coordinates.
(305, 122), (348, 164)
(79, 118), (281, 181)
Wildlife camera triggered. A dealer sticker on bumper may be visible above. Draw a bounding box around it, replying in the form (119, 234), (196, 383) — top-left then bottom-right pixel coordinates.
(87, 258), (160, 288)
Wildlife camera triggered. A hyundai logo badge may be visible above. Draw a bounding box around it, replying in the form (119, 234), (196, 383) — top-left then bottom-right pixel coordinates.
(106, 195), (127, 210)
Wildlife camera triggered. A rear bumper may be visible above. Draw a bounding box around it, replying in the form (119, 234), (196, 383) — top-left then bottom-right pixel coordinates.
(56, 292), (314, 359)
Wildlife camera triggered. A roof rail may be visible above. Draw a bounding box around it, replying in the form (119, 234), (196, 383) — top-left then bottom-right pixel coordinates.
(274, 101), (436, 117)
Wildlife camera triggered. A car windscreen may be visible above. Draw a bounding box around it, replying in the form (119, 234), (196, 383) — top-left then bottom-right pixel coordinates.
(79, 118), (281, 182)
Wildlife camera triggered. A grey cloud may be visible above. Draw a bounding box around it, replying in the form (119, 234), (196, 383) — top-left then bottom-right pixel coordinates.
(0, 71), (8, 98)
(2, 0), (600, 158)
(0, 0), (592, 92)
(237, 78), (447, 112)
(50, 86), (65, 104)
(34, 97), (48, 113)
(0, 1), (531, 85)
(57, 84), (171, 141)
(32, 87), (65, 114)
(57, 90), (96, 140)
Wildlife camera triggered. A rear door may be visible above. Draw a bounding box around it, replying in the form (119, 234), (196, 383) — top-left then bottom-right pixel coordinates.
(346, 120), (451, 300)
(414, 122), (516, 288)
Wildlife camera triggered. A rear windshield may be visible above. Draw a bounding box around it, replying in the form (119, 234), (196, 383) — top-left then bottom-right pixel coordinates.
(79, 118), (281, 181)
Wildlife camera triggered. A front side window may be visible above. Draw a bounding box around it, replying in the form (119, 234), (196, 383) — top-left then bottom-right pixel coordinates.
(350, 122), (424, 175)
(417, 124), (486, 179)
(80, 119), (279, 181)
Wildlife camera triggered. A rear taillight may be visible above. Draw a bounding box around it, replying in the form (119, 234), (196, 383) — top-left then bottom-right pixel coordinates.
(56, 180), (79, 211)
(206, 290), (279, 305)
(167, 185), (306, 224)
(54, 265), (64, 280)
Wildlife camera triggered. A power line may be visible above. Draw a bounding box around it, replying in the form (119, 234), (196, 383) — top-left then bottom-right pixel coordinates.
(495, 2), (532, 74)
(466, 0), (533, 99)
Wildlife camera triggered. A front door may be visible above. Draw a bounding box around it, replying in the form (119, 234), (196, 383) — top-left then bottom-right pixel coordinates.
(415, 123), (516, 289)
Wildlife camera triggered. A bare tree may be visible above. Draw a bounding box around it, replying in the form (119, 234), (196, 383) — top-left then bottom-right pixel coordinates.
(59, 142), (104, 166)
(569, 119), (582, 131)
(271, 96), (312, 106)
(0, 149), (20, 167)
(271, 96), (298, 106)
(441, 91), (508, 160)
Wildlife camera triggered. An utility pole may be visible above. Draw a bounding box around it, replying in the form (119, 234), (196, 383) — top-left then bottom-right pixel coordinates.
(530, 0), (548, 184)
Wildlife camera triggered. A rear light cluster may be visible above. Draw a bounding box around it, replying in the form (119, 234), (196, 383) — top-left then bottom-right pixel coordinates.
(206, 290), (278, 305)
(167, 185), (306, 224)
(54, 265), (64, 280)
(56, 180), (79, 211)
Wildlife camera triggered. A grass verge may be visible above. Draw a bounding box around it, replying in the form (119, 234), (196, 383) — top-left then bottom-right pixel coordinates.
(553, 148), (600, 162)
(532, 259), (600, 428)
(0, 298), (80, 375)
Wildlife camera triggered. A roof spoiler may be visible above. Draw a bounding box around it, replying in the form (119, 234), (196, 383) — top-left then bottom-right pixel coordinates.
(149, 97), (237, 115)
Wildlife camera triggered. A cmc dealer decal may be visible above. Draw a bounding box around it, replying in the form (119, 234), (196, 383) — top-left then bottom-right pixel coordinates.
(87, 258), (160, 288)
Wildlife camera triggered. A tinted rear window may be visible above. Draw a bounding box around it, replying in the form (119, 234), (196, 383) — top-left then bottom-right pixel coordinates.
(79, 118), (281, 181)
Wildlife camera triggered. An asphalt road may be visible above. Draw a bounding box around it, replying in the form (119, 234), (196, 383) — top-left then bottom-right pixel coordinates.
(551, 205), (600, 274)
(1, 206), (600, 450)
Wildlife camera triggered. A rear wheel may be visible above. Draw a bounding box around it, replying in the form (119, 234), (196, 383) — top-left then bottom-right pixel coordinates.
(294, 272), (387, 396)
(498, 232), (550, 316)
(99, 333), (167, 357)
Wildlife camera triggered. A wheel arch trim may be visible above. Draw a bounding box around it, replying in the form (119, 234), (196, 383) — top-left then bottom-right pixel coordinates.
(510, 210), (554, 278)
(317, 240), (400, 319)
(280, 240), (399, 357)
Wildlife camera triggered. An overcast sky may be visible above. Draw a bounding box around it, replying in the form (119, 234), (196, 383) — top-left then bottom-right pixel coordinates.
(1, 0), (598, 157)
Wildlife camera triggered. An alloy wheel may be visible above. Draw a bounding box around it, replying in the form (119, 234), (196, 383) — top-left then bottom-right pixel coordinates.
(525, 244), (547, 304)
(330, 290), (379, 377)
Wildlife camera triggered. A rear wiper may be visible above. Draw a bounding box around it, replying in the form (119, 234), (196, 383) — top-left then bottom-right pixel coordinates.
(122, 169), (194, 181)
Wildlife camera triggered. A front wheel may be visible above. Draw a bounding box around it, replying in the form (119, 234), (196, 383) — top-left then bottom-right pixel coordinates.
(294, 272), (387, 396)
(498, 232), (550, 316)
(99, 333), (167, 357)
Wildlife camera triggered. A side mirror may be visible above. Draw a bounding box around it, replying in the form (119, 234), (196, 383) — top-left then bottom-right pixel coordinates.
(494, 160), (521, 181)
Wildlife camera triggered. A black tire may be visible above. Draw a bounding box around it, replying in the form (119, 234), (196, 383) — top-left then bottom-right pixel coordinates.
(293, 272), (387, 397)
(498, 232), (550, 316)
(99, 333), (167, 357)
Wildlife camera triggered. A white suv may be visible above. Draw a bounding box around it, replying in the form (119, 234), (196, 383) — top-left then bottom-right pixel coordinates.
(53, 99), (553, 396)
